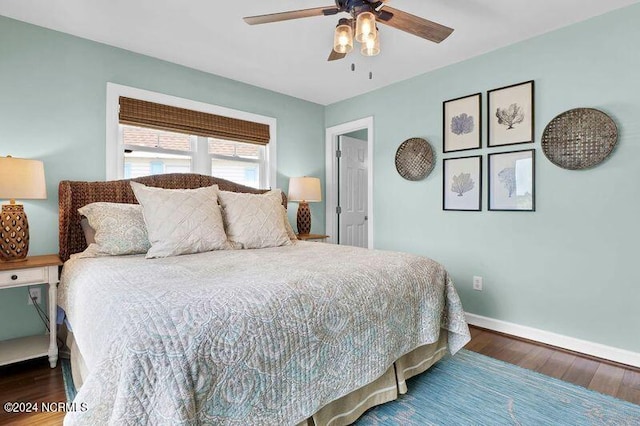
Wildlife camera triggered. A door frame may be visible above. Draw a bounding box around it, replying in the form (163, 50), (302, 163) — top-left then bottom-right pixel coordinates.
(325, 116), (374, 249)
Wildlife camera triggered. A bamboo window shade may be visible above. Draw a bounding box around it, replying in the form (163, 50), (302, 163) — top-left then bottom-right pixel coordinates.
(119, 97), (270, 145)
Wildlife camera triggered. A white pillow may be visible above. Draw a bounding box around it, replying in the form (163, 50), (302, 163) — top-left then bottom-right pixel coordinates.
(77, 202), (150, 257)
(130, 182), (229, 258)
(218, 189), (292, 249)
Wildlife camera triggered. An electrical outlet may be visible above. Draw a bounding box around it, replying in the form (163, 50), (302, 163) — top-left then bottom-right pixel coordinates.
(473, 276), (483, 291)
(28, 288), (42, 305)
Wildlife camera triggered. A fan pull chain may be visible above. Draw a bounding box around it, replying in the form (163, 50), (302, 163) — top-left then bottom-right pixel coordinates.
(350, 63), (373, 80)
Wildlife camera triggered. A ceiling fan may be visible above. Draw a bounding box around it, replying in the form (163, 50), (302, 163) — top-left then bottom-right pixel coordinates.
(244, 1), (454, 61)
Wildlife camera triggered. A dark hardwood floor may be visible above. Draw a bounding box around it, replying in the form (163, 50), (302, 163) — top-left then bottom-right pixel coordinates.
(0, 357), (66, 425)
(466, 326), (640, 406)
(1, 326), (638, 425)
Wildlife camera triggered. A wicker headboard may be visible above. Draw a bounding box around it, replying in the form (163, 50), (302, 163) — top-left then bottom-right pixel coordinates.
(58, 173), (286, 262)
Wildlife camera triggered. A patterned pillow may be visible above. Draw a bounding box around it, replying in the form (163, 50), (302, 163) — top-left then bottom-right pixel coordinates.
(77, 202), (150, 256)
(218, 190), (292, 249)
(130, 182), (229, 258)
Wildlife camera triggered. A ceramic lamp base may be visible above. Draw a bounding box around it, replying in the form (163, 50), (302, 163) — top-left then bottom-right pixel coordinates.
(296, 202), (311, 235)
(0, 204), (29, 262)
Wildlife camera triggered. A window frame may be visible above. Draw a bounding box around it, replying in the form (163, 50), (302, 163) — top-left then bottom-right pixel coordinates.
(106, 83), (277, 189)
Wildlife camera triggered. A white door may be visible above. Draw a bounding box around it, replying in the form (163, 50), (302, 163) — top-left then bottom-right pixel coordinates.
(338, 136), (368, 248)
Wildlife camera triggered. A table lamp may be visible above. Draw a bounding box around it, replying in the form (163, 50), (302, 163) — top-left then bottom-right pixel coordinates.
(288, 176), (321, 235)
(0, 156), (47, 262)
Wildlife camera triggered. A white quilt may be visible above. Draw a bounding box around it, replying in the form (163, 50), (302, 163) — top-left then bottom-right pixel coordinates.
(58, 242), (470, 425)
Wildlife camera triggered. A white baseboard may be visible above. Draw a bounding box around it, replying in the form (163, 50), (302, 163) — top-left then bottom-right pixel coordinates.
(465, 312), (640, 368)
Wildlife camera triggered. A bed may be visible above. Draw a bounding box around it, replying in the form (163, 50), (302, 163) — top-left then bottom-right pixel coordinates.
(57, 173), (470, 425)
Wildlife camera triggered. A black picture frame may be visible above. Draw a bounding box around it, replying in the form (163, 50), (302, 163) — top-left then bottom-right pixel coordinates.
(443, 93), (482, 153)
(487, 80), (534, 147)
(443, 155), (482, 211)
(488, 149), (536, 211)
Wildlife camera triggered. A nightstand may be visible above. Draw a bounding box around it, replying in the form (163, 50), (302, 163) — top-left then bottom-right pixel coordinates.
(0, 255), (62, 368)
(296, 233), (330, 242)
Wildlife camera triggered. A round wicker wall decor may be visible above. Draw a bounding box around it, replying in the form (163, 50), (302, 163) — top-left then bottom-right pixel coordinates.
(541, 108), (618, 170)
(395, 138), (435, 181)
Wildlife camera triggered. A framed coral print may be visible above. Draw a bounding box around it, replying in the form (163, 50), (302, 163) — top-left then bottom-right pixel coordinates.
(487, 80), (534, 147)
(443, 93), (482, 153)
(443, 155), (482, 211)
(488, 149), (535, 211)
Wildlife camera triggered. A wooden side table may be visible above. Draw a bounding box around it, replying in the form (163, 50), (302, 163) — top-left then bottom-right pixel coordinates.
(296, 233), (330, 242)
(0, 254), (63, 368)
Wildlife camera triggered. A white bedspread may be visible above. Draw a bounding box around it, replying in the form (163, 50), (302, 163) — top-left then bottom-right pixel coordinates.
(59, 242), (470, 425)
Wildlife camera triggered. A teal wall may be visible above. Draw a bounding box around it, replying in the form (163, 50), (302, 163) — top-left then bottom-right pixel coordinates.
(326, 5), (640, 353)
(0, 16), (325, 340)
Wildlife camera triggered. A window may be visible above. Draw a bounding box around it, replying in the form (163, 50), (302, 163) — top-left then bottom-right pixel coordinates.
(209, 138), (264, 188)
(123, 126), (192, 179)
(121, 125), (266, 188)
(107, 84), (277, 189)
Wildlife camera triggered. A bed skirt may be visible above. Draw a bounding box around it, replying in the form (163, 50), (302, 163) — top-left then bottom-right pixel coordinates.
(66, 331), (448, 426)
(300, 333), (448, 426)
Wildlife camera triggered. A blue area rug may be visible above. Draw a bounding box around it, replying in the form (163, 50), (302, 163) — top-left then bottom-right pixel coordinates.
(357, 349), (640, 425)
(61, 358), (77, 403)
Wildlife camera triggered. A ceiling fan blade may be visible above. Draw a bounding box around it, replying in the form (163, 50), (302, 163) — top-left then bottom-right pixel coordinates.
(244, 6), (340, 25)
(377, 6), (454, 43)
(328, 49), (347, 62)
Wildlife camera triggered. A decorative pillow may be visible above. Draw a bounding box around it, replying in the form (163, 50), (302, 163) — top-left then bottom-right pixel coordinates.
(282, 207), (298, 242)
(80, 217), (96, 245)
(218, 189), (292, 249)
(130, 182), (229, 258)
(77, 203), (150, 256)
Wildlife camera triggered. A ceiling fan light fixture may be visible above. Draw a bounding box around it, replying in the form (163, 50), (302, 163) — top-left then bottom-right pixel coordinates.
(361, 33), (380, 56)
(355, 11), (377, 43)
(333, 22), (354, 54)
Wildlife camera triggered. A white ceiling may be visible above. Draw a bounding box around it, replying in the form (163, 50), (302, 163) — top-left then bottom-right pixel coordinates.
(0, 1), (637, 105)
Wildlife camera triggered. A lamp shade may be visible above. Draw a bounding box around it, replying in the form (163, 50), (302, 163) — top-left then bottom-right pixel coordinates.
(361, 33), (380, 57)
(0, 156), (47, 201)
(288, 177), (321, 202)
(333, 21), (354, 54)
(355, 11), (377, 43)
